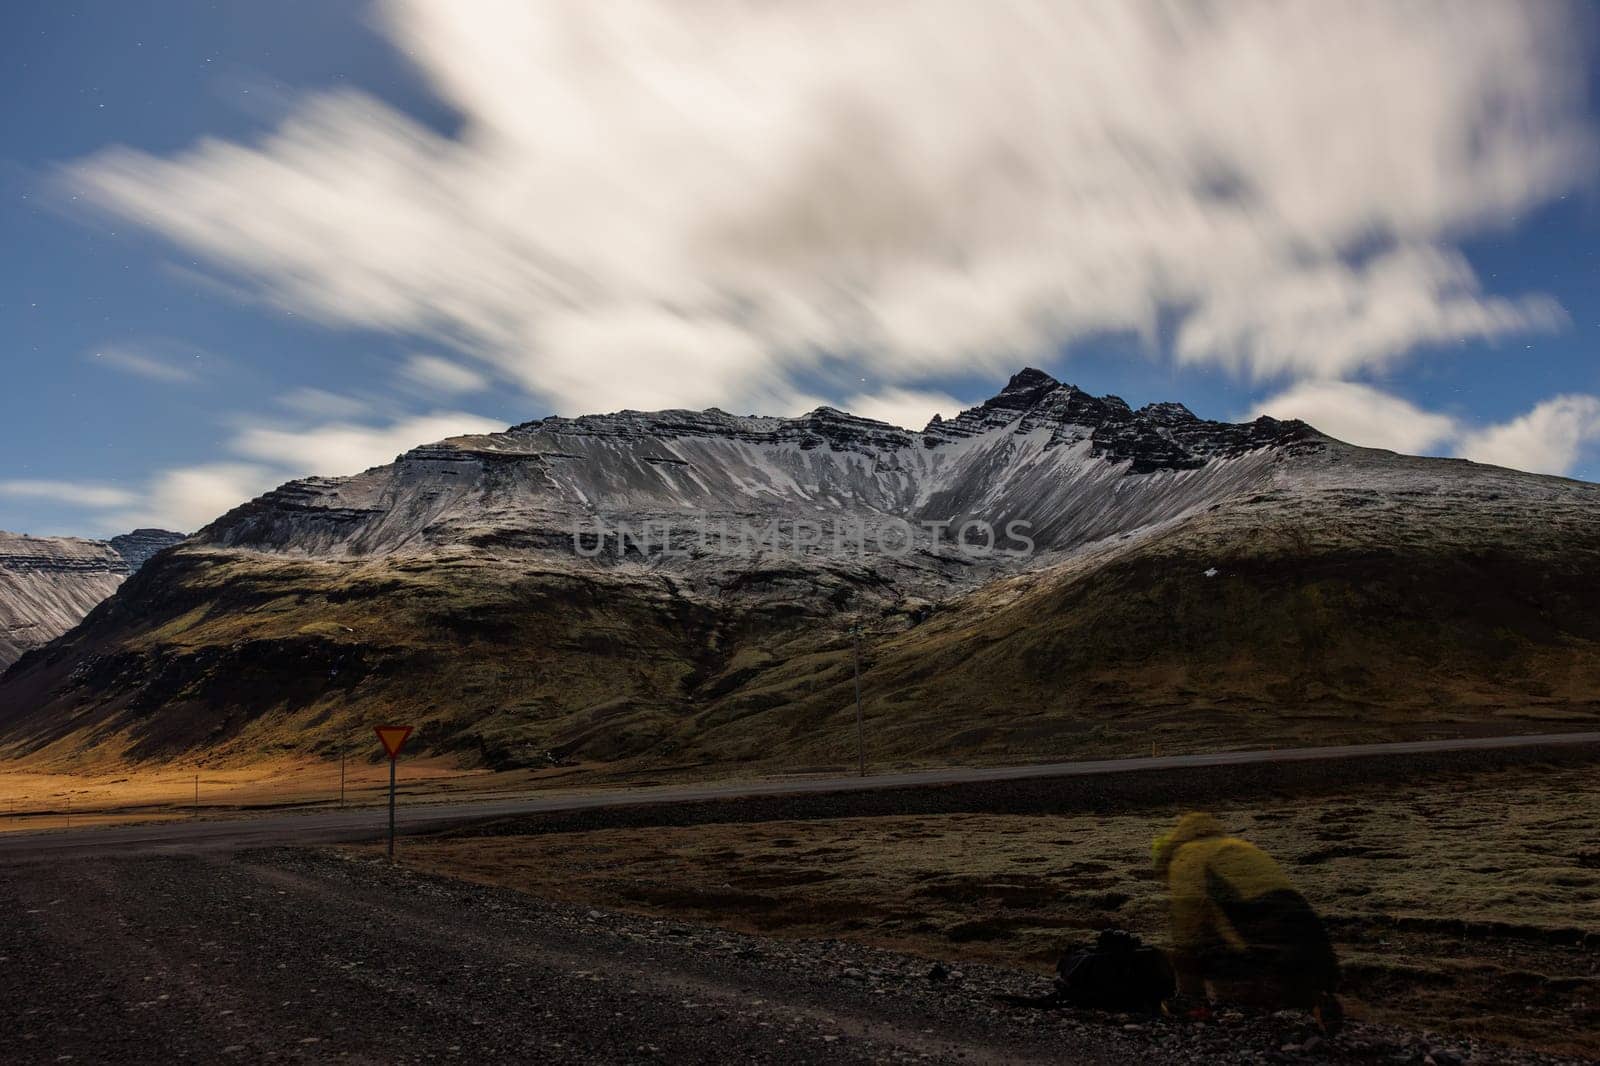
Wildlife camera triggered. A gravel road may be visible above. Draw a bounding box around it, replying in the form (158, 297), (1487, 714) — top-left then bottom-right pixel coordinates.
(3, 849), (1586, 1066)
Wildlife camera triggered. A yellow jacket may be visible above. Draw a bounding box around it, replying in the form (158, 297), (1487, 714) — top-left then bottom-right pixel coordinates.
(1153, 812), (1297, 958)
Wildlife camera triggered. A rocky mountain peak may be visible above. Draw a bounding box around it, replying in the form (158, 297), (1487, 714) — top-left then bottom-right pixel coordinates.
(995, 366), (1063, 402)
(107, 528), (186, 569)
(470, 368), (1318, 476)
(1136, 401), (1198, 425)
(784, 406), (916, 452)
(495, 403), (916, 453)
(919, 370), (1323, 472)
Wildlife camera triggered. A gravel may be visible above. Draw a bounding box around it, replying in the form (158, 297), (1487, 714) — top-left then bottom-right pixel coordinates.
(2, 846), (1586, 1065)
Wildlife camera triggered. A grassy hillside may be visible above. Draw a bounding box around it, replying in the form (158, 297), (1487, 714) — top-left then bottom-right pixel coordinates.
(3, 477), (1598, 772)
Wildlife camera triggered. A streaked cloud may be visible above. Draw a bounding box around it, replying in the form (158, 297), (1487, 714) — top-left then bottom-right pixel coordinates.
(401, 353), (490, 396)
(231, 411), (504, 477)
(17, 412), (506, 534)
(1256, 381), (1600, 477)
(276, 387), (375, 420)
(66, 0), (1594, 414)
(1251, 381), (1460, 454)
(845, 388), (965, 431)
(0, 480), (138, 510)
(89, 345), (204, 384)
(1180, 247), (1566, 381)
(110, 463), (281, 533)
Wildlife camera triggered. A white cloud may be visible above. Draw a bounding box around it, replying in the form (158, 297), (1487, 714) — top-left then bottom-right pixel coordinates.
(1180, 247), (1566, 381)
(16, 412), (507, 533)
(1456, 395), (1600, 476)
(66, 0), (1593, 412)
(90, 345), (202, 384)
(1251, 380), (1460, 453)
(109, 463), (281, 532)
(231, 411), (505, 477)
(1256, 382), (1600, 478)
(276, 387), (374, 420)
(401, 354), (490, 396)
(845, 388), (965, 431)
(0, 480), (138, 509)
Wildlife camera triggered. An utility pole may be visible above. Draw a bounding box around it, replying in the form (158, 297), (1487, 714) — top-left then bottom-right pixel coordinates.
(852, 623), (865, 777)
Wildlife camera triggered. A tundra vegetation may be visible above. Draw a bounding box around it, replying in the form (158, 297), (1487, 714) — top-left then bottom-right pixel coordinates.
(378, 764), (1600, 1058)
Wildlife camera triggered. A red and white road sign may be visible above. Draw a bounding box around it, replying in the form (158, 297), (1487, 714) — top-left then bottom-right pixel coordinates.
(374, 725), (413, 760)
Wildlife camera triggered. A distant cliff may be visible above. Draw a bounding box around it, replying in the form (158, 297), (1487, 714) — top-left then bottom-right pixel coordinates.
(0, 528), (184, 668)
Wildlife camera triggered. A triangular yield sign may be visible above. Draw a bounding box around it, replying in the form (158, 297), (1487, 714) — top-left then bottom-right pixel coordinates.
(374, 725), (413, 760)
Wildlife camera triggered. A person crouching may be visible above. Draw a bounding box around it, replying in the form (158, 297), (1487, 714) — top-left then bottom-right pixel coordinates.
(1151, 812), (1343, 1032)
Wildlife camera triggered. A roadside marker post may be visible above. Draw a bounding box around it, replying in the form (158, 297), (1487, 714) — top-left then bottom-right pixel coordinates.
(850, 623), (865, 777)
(374, 725), (414, 861)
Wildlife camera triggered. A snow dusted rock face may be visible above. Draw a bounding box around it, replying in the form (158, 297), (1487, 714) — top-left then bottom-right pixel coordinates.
(196, 368), (1324, 600)
(4, 369), (1599, 768)
(0, 529), (184, 669)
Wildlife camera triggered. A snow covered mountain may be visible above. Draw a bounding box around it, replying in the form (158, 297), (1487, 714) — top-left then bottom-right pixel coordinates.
(0, 529), (184, 669)
(202, 367), (1318, 583)
(2, 370), (1597, 768)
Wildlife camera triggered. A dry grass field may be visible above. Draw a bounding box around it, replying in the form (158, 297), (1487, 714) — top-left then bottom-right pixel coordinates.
(386, 765), (1600, 1058)
(0, 755), (602, 832)
(0, 749), (877, 832)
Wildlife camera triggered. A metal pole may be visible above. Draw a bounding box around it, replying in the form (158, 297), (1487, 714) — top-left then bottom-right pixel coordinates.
(387, 757), (397, 861)
(193, 773), (199, 816)
(853, 625), (864, 777)
(340, 752), (346, 808)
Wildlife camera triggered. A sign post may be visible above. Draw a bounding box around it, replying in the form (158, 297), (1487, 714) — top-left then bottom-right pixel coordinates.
(373, 725), (413, 861)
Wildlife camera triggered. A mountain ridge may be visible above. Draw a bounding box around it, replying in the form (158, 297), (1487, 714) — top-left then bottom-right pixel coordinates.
(1, 370), (1596, 771)
(195, 368), (1325, 567)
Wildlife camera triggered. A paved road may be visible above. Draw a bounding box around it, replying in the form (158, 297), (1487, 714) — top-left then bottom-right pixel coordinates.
(4, 731), (1596, 861)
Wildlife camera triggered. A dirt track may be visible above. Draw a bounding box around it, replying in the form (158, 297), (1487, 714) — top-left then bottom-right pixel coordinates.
(0, 849), (1131, 1065)
(5, 848), (1590, 1066)
(4, 737), (1597, 1064)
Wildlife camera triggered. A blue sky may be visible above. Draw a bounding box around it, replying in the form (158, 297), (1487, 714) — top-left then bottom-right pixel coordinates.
(3, 1), (1598, 537)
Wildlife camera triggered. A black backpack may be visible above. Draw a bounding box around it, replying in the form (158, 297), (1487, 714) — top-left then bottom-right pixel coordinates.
(1057, 929), (1176, 1012)
(1000, 928), (1175, 1013)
